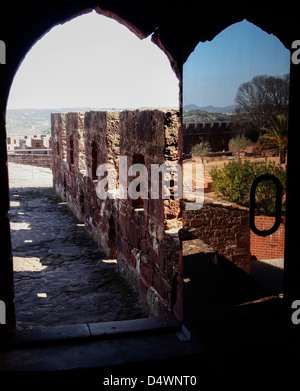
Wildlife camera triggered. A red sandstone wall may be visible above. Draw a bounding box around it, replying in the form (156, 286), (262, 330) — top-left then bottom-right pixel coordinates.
(83, 111), (120, 253)
(250, 216), (285, 260)
(118, 109), (181, 315)
(51, 112), (67, 200)
(183, 198), (250, 272)
(51, 109), (182, 316)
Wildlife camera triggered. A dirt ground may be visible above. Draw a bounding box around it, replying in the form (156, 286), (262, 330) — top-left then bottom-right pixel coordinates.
(184, 154), (281, 175)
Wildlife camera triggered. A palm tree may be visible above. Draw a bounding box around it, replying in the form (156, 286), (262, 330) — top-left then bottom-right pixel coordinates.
(259, 114), (288, 164)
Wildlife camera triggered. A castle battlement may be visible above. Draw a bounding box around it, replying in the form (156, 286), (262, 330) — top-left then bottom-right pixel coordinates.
(183, 122), (233, 153)
(183, 122), (232, 134)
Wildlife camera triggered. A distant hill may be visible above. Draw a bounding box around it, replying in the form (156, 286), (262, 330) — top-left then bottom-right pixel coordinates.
(183, 104), (201, 111)
(6, 109), (53, 136)
(183, 104), (237, 113)
(6, 107), (124, 136)
(6, 108), (96, 136)
(183, 109), (232, 123)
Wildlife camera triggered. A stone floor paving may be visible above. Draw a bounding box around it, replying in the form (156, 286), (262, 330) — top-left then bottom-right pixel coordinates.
(8, 163), (149, 331)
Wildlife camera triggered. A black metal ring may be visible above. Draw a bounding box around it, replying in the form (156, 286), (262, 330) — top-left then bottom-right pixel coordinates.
(249, 173), (283, 237)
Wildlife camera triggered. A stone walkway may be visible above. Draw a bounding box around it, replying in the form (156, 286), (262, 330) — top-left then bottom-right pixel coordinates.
(8, 163), (149, 331)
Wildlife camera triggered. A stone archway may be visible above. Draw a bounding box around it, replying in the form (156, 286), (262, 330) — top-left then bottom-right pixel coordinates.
(0, 1), (298, 342)
(181, 17), (291, 338)
(1, 6), (182, 336)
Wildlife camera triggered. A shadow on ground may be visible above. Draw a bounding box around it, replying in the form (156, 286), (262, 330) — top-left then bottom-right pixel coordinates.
(9, 186), (149, 332)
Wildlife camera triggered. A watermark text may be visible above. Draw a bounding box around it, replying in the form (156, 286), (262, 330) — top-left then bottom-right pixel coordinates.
(102, 375), (197, 388)
(95, 157), (204, 210)
(0, 300), (6, 324)
(0, 40), (5, 64)
(291, 300), (300, 324)
(292, 40), (300, 65)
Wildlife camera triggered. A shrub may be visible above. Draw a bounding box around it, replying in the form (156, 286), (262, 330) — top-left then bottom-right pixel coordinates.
(210, 159), (286, 215)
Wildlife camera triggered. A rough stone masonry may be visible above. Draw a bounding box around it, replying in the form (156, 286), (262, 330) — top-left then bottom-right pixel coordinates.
(51, 109), (182, 317)
(51, 109), (251, 318)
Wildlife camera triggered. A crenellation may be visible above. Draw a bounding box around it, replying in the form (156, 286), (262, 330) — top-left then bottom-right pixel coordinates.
(183, 121), (233, 154)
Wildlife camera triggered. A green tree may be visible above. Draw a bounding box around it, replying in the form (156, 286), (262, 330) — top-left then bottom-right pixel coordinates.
(210, 159), (286, 215)
(229, 134), (250, 158)
(192, 139), (211, 163)
(259, 114), (288, 164)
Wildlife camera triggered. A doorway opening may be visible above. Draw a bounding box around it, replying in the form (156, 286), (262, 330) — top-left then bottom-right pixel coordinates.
(182, 19), (289, 327)
(6, 10), (179, 332)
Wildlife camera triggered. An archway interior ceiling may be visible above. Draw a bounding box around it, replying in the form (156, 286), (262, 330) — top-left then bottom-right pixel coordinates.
(2, 1), (294, 90)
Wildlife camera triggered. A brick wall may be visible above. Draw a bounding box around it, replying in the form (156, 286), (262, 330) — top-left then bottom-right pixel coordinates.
(183, 197), (250, 272)
(250, 216), (285, 260)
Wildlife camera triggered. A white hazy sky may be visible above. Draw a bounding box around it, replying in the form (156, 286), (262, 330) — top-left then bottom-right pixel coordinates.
(7, 11), (179, 109)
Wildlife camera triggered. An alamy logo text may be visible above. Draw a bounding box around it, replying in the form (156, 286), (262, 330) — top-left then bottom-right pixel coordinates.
(95, 157), (204, 211)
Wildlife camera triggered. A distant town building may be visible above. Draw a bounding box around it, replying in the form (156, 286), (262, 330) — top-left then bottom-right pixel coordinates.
(7, 134), (51, 151)
(7, 134), (52, 168)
